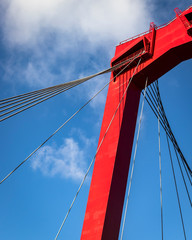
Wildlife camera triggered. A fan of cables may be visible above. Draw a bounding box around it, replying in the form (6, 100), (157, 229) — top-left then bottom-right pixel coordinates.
(144, 80), (192, 239)
(145, 80), (192, 195)
(0, 78), (90, 122)
(0, 51), (144, 123)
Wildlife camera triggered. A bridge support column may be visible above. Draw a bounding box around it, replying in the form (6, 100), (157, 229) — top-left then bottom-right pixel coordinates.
(81, 73), (141, 239)
(81, 6), (192, 239)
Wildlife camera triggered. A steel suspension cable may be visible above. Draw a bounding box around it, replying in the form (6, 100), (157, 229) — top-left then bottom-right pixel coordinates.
(143, 92), (169, 133)
(143, 88), (173, 138)
(146, 82), (192, 207)
(0, 81), (79, 110)
(180, 156), (192, 186)
(54, 58), (142, 240)
(0, 52), (143, 105)
(166, 135), (187, 240)
(146, 83), (174, 139)
(0, 79), (89, 105)
(142, 81), (190, 240)
(0, 83), (78, 112)
(0, 53), (143, 185)
(149, 82), (192, 198)
(147, 85), (167, 124)
(0, 81), (85, 122)
(144, 82), (192, 178)
(174, 147), (192, 206)
(119, 77), (148, 240)
(0, 52), (144, 122)
(146, 84), (175, 139)
(155, 83), (192, 178)
(157, 87), (164, 240)
(0, 82), (105, 183)
(145, 90), (168, 132)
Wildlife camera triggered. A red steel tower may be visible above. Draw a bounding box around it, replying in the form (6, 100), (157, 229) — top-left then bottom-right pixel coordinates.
(81, 6), (192, 240)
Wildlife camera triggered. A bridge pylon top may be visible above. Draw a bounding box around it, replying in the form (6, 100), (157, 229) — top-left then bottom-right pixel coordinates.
(111, 6), (192, 90)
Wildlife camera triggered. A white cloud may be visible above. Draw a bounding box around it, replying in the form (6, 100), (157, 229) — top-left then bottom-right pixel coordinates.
(1, 0), (154, 111)
(31, 134), (94, 182)
(23, 61), (54, 87)
(3, 0), (153, 47)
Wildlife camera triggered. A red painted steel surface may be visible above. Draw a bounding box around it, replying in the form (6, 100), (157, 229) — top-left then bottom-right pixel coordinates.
(81, 76), (141, 240)
(81, 6), (192, 240)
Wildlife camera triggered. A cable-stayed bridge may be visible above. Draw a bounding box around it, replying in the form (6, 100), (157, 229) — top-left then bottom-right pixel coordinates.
(0, 6), (192, 240)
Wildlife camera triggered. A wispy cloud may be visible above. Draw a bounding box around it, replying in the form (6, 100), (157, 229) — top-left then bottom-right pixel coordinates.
(3, 0), (153, 47)
(1, 0), (154, 113)
(31, 130), (95, 182)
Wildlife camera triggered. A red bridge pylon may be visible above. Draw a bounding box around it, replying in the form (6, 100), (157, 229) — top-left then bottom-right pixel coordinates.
(81, 6), (192, 240)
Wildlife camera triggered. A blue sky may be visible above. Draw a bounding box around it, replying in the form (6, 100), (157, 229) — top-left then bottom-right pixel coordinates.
(0, 0), (192, 239)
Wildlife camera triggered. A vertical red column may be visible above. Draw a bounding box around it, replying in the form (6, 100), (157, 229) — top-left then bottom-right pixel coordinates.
(80, 5), (192, 239)
(81, 71), (141, 240)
